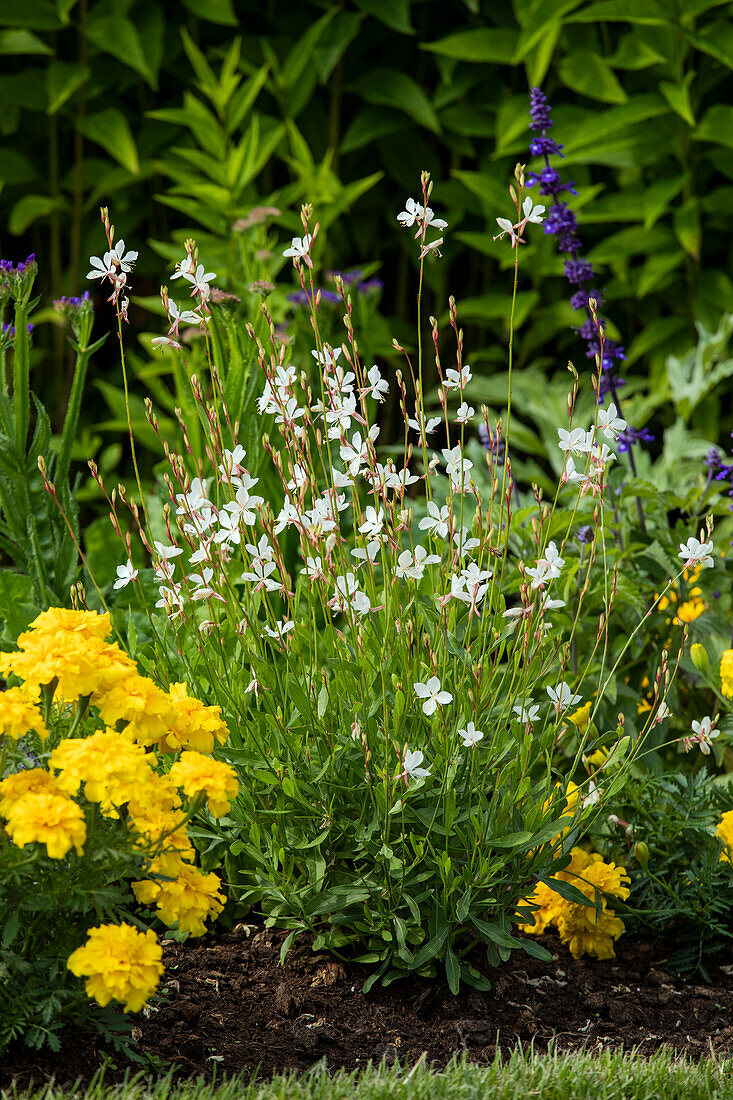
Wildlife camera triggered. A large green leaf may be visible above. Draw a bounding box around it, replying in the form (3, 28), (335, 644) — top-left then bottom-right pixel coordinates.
(348, 69), (441, 133)
(558, 51), (628, 104)
(0, 28), (52, 53)
(77, 109), (139, 174)
(86, 15), (157, 88)
(182, 0), (237, 24)
(0, 0), (61, 29)
(353, 0), (414, 34)
(8, 194), (66, 234)
(567, 0), (670, 22)
(46, 60), (89, 114)
(660, 73), (696, 127)
(694, 105), (733, 151)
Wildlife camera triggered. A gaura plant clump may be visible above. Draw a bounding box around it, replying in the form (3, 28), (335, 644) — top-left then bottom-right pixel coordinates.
(0, 608), (238, 1055)
(65, 170), (715, 997)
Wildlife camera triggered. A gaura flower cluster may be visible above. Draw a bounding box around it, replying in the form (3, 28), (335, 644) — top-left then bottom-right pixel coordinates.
(0, 608), (238, 1013)
(519, 847), (630, 960)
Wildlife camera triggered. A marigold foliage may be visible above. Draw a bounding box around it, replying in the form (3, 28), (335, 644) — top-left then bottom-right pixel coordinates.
(66, 923), (164, 1013)
(520, 847), (630, 960)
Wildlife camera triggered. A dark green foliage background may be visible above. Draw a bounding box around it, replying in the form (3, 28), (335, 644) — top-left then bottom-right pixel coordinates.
(1, 0), (732, 395)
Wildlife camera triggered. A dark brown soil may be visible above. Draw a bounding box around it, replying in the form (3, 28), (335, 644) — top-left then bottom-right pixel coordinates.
(3, 919), (733, 1093)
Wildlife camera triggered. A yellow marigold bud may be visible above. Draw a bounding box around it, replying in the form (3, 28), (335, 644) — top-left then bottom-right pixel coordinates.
(66, 923), (163, 1013)
(691, 642), (710, 674)
(634, 841), (649, 869)
(720, 650), (733, 699)
(4, 790), (86, 858)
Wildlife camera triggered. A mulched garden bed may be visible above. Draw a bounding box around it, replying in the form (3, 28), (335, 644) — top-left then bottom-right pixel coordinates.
(4, 918), (733, 1093)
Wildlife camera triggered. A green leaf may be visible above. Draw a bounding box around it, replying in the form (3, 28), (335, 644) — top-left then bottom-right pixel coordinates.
(660, 72), (696, 127)
(8, 194), (66, 235)
(348, 68), (441, 133)
(86, 15), (156, 88)
(77, 109), (139, 174)
(610, 33), (666, 69)
(0, 570), (37, 641)
(558, 51), (627, 104)
(421, 28), (518, 63)
(182, 0), (237, 23)
(673, 199), (701, 260)
(452, 169), (511, 211)
(280, 8), (337, 90)
(518, 937), (554, 961)
(487, 831), (533, 849)
(687, 20), (733, 71)
(537, 876), (595, 908)
(341, 107), (408, 153)
(353, 0), (414, 34)
(0, 0), (61, 29)
(694, 105), (733, 151)
(563, 95), (669, 155)
(445, 943), (460, 994)
(636, 250), (685, 298)
(0, 29), (52, 54)
(46, 60), (89, 114)
(470, 917), (518, 948)
(567, 0), (670, 22)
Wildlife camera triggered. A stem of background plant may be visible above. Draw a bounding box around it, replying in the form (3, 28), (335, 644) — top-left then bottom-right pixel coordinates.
(54, 347), (90, 486)
(11, 302), (30, 456)
(69, 0), (88, 294)
(115, 303), (152, 536)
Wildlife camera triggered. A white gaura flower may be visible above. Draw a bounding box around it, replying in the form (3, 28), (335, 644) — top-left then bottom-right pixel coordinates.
(525, 541), (565, 590)
(262, 620), (295, 640)
(562, 456), (586, 485)
(150, 335), (182, 351)
(241, 559), (281, 593)
(340, 427), (379, 478)
(113, 560), (138, 589)
(419, 500), (450, 540)
(219, 444), (247, 480)
(397, 198), (424, 228)
(453, 527), (480, 555)
(362, 364), (389, 402)
(351, 540), (381, 564)
(171, 254), (196, 280)
(408, 411), (441, 439)
(402, 748), (430, 782)
(331, 573), (371, 617)
(547, 682), (582, 712)
(304, 555), (325, 580)
(396, 545), (441, 581)
(655, 701), (672, 724)
(454, 402), (474, 425)
(558, 427), (589, 455)
(312, 345), (342, 368)
(153, 540), (184, 563)
(189, 567), (224, 602)
(283, 235), (313, 266)
(519, 196), (545, 226)
(596, 402), (626, 441)
(414, 676), (452, 716)
(458, 721), (483, 748)
(166, 299), (204, 338)
(513, 703), (541, 725)
(493, 217), (518, 248)
(444, 364), (472, 389)
(359, 506), (384, 540)
(690, 715), (718, 754)
(423, 206), (447, 231)
(87, 240), (138, 284)
(183, 263), (216, 299)
(678, 536), (714, 569)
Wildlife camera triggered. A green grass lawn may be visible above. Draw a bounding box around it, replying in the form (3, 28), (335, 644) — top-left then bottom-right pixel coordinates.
(5, 1046), (733, 1100)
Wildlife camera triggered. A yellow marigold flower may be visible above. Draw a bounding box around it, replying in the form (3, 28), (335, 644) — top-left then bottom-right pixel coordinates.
(0, 626), (135, 704)
(49, 729), (155, 818)
(29, 607), (113, 641)
(720, 651), (733, 700)
(586, 749), (607, 769)
(568, 702), (592, 734)
(541, 780), (580, 838)
(157, 682), (230, 754)
(716, 810), (733, 864)
(168, 750), (238, 818)
(66, 923), (163, 1013)
(0, 686), (49, 741)
(4, 790), (86, 858)
(0, 767), (64, 816)
(127, 771), (182, 817)
(127, 807), (195, 875)
(96, 674), (176, 747)
(674, 598), (705, 626)
(517, 879), (566, 935)
(521, 847), (630, 960)
(132, 863), (226, 937)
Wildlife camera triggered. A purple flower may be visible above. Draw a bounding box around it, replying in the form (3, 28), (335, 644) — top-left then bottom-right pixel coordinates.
(577, 525), (594, 546)
(287, 288), (341, 307)
(529, 88), (553, 132)
(563, 258), (596, 285)
(617, 426), (654, 453)
(358, 278), (383, 295)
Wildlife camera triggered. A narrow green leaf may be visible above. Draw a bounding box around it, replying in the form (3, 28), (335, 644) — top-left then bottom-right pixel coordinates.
(0, 29), (52, 54)
(0, 0), (61, 29)
(86, 16), (155, 88)
(694, 105), (733, 151)
(687, 20), (733, 71)
(660, 72), (696, 127)
(354, 0), (413, 33)
(445, 943), (460, 994)
(182, 0), (237, 24)
(341, 107), (407, 153)
(77, 109), (139, 174)
(567, 0), (669, 22)
(422, 28), (518, 63)
(280, 8), (337, 90)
